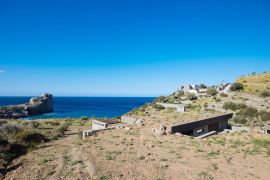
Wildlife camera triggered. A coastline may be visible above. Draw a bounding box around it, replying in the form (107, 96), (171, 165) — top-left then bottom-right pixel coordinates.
(0, 96), (156, 120)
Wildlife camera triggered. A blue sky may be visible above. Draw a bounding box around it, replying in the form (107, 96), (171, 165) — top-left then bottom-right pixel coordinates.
(0, 0), (270, 96)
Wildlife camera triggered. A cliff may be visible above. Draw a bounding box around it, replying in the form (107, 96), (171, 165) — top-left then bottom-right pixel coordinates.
(0, 93), (54, 119)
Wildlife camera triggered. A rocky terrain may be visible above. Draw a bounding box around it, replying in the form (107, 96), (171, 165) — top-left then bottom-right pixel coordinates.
(0, 94), (53, 119)
(0, 72), (270, 180)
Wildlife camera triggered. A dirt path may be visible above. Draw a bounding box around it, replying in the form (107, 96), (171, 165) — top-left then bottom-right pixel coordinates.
(3, 123), (270, 180)
(3, 127), (93, 180)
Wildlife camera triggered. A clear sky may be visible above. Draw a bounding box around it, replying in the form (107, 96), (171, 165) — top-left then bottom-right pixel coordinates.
(0, 0), (270, 96)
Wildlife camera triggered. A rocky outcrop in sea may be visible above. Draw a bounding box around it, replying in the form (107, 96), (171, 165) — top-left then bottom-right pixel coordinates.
(0, 93), (54, 119)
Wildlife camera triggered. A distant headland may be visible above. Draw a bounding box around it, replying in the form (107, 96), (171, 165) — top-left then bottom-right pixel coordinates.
(0, 93), (54, 119)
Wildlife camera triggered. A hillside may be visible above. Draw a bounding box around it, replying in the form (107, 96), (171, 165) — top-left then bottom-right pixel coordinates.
(1, 72), (270, 180)
(237, 72), (270, 96)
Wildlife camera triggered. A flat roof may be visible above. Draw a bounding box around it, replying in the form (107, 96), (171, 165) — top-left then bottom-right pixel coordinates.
(171, 113), (233, 134)
(93, 119), (120, 124)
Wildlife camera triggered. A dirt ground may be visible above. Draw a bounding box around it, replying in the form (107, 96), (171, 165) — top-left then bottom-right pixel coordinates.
(3, 114), (270, 180)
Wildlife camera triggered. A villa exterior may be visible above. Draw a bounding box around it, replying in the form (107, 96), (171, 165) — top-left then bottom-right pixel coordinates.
(170, 113), (233, 137)
(178, 84), (200, 93)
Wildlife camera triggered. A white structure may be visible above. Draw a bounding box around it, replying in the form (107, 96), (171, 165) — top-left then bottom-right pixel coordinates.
(198, 88), (207, 93)
(216, 83), (231, 94)
(178, 84), (200, 92)
(82, 119), (120, 139)
(156, 103), (185, 113)
(178, 84), (200, 95)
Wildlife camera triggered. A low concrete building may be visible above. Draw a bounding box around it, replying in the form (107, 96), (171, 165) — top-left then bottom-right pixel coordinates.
(170, 113), (233, 137)
(83, 119), (120, 138)
(156, 103), (185, 113)
(92, 119), (120, 130)
(178, 84), (200, 92)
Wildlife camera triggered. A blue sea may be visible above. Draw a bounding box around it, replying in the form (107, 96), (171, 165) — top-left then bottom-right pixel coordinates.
(0, 97), (155, 119)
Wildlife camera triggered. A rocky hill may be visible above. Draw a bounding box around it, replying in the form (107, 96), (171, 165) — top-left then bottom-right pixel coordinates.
(128, 72), (270, 128)
(0, 93), (54, 119)
(237, 71), (270, 96)
(1, 73), (270, 180)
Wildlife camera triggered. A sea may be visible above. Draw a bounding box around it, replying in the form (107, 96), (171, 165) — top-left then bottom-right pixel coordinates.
(0, 97), (155, 120)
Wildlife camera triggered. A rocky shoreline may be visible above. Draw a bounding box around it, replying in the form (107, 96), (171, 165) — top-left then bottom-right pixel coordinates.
(0, 93), (54, 119)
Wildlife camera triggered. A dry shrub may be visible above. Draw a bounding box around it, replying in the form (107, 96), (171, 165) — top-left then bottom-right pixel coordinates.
(11, 130), (47, 147)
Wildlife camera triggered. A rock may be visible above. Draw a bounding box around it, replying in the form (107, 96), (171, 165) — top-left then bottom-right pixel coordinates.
(124, 127), (132, 131)
(116, 124), (125, 129)
(135, 119), (144, 126)
(0, 93), (54, 119)
(152, 125), (167, 136)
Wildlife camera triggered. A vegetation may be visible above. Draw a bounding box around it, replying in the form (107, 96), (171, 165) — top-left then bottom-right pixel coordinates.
(237, 106), (258, 118)
(206, 87), (218, 96)
(260, 90), (270, 97)
(0, 119), (71, 168)
(231, 115), (247, 124)
(80, 116), (89, 120)
(220, 93), (228, 97)
(230, 82), (244, 91)
(259, 110), (270, 122)
(186, 93), (197, 100)
(200, 84), (207, 89)
(151, 103), (165, 110)
(237, 72), (270, 95)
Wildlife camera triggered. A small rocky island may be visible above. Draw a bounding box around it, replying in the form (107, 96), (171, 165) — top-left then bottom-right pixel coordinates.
(0, 93), (54, 119)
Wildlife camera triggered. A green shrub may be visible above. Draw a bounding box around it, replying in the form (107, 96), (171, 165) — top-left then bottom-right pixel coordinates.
(237, 107), (258, 117)
(0, 138), (27, 167)
(80, 116), (89, 120)
(222, 102), (248, 111)
(237, 103), (247, 109)
(206, 87), (218, 96)
(151, 103), (165, 110)
(11, 130), (47, 147)
(220, 93), (228, 97)
(0, 123), (22, 138)
(260, 91), (270, 97)
(44, 121), (60, 126)
(200, 84), (207, 89)
(186, 93), (197, 100)
(223, 102), (238, 111)
(230, 82), (244, 91)
(55, 123), (69, 137)
(185, 104), (193, 109)
(29, 121), (39, 128)
(232, 115), (247, 124)
(0, 120), (7, 126)
(153, 96), (167, 103)
(259, 110), (270, 122)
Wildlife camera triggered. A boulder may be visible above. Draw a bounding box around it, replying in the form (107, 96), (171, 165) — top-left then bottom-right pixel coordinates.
(0, 93), (54, 119)
(152, 125), (167, 136)
(135, 119), (144, 126)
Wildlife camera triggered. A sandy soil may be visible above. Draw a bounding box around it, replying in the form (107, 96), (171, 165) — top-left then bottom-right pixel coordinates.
(3, 114), (270, 180)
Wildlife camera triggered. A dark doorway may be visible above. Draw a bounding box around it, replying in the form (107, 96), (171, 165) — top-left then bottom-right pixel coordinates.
(208, 122), (219, 132)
